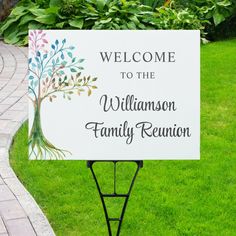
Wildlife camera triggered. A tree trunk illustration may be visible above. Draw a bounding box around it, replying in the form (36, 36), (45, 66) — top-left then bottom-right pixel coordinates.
(29, 101), (67, 159)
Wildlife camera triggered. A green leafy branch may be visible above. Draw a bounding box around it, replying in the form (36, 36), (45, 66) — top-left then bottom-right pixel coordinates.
(42, 72), (98, 102)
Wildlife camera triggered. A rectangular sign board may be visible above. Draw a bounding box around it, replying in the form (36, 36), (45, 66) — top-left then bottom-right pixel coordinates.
(28, 30), (200, 160)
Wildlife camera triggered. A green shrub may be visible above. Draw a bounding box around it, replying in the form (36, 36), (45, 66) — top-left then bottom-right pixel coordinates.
(140, 0), (164, 10)
(174, 0), (236, 39)
(0, 0), (208, 46)
(146, 5), (207, 30)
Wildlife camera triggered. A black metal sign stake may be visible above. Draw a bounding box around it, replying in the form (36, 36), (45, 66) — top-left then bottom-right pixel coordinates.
(87, 160), (143, 236)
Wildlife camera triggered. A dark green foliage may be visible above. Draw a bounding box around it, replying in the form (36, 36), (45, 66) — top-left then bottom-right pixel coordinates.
(211, 16), (236, 40)
(0, 0), (235, 45)
(140, 0), (164, 10)
(59, 0), (79, 17)
(33, 0), (49, 8)
(173, 0), (236, 39)
(0, 0), (206, 45)
(142, 0), (236, 39)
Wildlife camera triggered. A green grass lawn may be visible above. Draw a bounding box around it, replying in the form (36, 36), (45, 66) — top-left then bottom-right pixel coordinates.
(10, 39), (236, 236)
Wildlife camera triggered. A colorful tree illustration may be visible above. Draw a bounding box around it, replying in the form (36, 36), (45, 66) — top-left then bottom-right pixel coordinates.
(28, 30), (97, 159)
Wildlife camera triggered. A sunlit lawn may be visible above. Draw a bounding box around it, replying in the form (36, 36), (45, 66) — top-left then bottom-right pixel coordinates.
(10, 39), (236, 235)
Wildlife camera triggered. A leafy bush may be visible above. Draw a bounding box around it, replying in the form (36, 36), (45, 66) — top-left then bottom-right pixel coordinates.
(146, 5), (207, 30)
(189, 0), (235, 26)
(140, 0), (164, 10)
(2, 0), (233, 46)
(0, 0), (205, 45)
(174, 0), (236, 39)
(200, 0), (236, 40)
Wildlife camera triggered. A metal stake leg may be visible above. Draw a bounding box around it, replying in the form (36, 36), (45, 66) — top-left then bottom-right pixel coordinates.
(87, 160), (143, 236)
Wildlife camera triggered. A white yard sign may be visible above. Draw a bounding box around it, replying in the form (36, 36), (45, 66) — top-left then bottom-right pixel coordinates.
(28, 30), (200, 160)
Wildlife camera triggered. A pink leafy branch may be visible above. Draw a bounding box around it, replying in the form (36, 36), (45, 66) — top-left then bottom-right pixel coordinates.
(28, 30), (98, 105)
